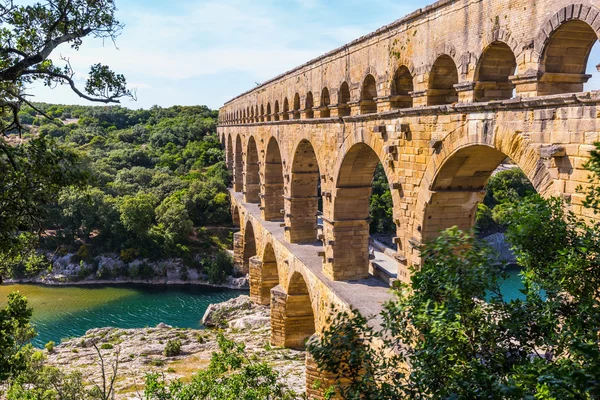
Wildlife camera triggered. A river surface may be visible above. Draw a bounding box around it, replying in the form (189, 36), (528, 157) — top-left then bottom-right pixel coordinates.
(0, 284), (244, 348)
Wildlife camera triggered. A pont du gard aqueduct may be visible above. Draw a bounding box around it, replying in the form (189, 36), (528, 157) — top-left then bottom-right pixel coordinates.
(217, 0), (600, 396)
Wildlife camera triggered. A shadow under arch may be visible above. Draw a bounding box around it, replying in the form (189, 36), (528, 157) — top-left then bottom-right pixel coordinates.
(428, 54), (459, 106)
(226, 134), (233, 171)
(244, 136), (260, 203)
(327, 142), (398, 281)
(249, 241), (280, 305)
(262, 137), (285, 221)
(233, 134), (243, 192)
(242, 219), (257, 275)
(232, 204), (240, 228)
(270, 270), (316, 349)
(286, 139), (322, 244)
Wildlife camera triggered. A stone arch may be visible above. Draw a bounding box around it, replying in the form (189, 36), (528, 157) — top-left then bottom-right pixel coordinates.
(428, 54), (459, 106)
(391, 65), (414, 108)
(274, 100), (280, 121)
(327, 143), (395, 281)
(233, 134), (244, 192)
(260, 104), (264, 122)
(338, 81), (351, 117)
(416, 128), (558, 248)
(535, 5), (600, 96)
(262, 137), (285, 221)
(226, 133), (233, 171)
(283, 97), (290, 120)
(266, 102), (272, 122)
(244, 136), (260, 203)
(242, 219), (257, 275)
(319, 87), (331, 118)
(474, 41), (517, 101)
(250, 241), (280, 305)
(271, 271), (316, 349)
(232, 204), (240, 227)
(293, 93), (301, 119)
(360, 74), (378, 114)
(305, 91), (314, 119)
(242, 109), (246, 123)
(286, 139), (322, 244)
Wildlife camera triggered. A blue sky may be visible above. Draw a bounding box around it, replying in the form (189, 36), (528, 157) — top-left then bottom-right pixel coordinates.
(31, 0), (600, 110)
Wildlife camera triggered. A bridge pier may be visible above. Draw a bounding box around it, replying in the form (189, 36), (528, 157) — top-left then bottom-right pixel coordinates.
(285, 196), (319, 243)
(249, 255), (279, 305)
(270, 283), (316, 350)
(323, 218), (370, 281)
(305, 349), (341, 399)
(232, 232), (244, 274)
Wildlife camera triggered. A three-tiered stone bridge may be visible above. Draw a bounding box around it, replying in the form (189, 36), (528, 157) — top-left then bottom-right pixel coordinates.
(217, 0), (600, 397)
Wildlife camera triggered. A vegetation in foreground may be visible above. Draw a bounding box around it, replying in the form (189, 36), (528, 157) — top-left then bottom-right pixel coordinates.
(307, 150), (600, 399)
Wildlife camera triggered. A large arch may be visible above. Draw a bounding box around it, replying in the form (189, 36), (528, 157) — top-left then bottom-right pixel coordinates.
(327, 143), (392, 281)
(474, 41), (517, 102)
(242, 220), (257, 275)
(391, 65), (414, 109)
(262, 137), (285, 221)
(233, 134), (243, 192)
(416, 128), (558, 250)
(319, 87), (331, 118)
(250, 242), (280, 305)
(360, 74), (378, 114)
(338, 81), (351, 117)
(286, 139), (321, 244)
(244, 136), (260, 203)
(428, 55), (459, 106)
(270, 271), (316, 349)
(538, 18), (598, 95)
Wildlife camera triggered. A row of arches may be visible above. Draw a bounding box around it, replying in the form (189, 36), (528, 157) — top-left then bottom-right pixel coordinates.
(226, 122), (554, 284)
(220, 13), (600, 124)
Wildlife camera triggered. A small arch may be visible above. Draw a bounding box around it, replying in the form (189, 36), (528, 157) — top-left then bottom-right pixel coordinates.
(250, 242), (280, 305)
(360, 74), (378, 114)
(428, 55), (459, 106)
(305, 92), (314, 119)
(226, 134), (233, 172)
(274, 100), (280, 121)
(244, 136), (260, 203)
(254, 105), (259, 122)
(260, 104), (265, 122)
(263, 137), (285, 221)
(538, 18), (598, 95)
(243, 220), (257, 273)
(474, 41), (517, 101)
(338, 81), (351, 117)
(282, 98), (290, 120)
(233, 134), (243, 192)
(320, 87), (331, 118)
(288, 139), (322, 243)
(293, 93), (301, 119)
(232, 204), (240, 227)
(266, 102), (272, 122)
(391, 66), (414, 108)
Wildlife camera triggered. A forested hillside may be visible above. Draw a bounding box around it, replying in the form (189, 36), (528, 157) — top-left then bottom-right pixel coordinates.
(4, 104), (233, 282)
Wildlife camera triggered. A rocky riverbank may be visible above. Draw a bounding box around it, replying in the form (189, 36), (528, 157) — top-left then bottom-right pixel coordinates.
(42, 296), (305, 399)
(7, 252), (249, 290)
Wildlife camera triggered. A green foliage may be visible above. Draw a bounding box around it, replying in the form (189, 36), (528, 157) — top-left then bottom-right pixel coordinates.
(203, 250), (234, 284)
(44, 341), (55, 353)
(0, 292), (36, 382)
(369, 163), (395, 234)
(145, 333), (298, 399)
(475, 168), (535, 235)
(163, 339), (181, 357)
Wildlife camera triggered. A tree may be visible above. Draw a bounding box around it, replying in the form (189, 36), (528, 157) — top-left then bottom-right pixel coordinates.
(0, 0), (134, 134)
(119, 193), (157, 237)
(155, 195), (193, 240)
(0, 292), (36, 382)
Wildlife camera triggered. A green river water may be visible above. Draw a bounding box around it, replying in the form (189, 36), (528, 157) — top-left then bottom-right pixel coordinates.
(0, 268), (525, 349)
(0, 284), (244, 348)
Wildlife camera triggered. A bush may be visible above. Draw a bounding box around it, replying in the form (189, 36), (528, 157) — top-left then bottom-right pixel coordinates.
(44, 341), (55, 353)
(100, 343), (113, 350)
(204, 250), (234, 284)
(163, 339), (181, 357)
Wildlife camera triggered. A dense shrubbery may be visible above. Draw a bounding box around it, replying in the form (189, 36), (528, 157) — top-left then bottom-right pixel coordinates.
(4, 103), (234, 280)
